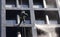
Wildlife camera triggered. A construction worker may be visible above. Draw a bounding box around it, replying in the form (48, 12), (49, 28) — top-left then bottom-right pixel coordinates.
(18, 11), (28, 26)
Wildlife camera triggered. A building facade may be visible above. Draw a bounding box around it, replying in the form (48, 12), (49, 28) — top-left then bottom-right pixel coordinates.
(0, 0), (60, 37)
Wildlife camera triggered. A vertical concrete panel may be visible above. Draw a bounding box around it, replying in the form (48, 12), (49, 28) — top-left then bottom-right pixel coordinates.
(32, 27), (37, 37)
(1, 0), (6, 37)
(0, 0), (1, 37)
(58, 11), (60, 24)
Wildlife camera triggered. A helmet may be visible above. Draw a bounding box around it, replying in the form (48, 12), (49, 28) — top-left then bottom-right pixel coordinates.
(22, 11), (25, 13)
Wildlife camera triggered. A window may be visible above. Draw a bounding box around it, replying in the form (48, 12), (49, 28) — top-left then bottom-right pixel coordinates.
(18, 0), (29, 8)
(45, 0), (57, 8)
(6, 10), (31, 25)
(6, 27), (32, 37)
(33, 0), (44, 8)
(6, 0), (16, 8)
(46, 11), (58, 24)
(6, 10), (17, 25)
(34, 10), (59, 24)
(35, 11), (46, 24)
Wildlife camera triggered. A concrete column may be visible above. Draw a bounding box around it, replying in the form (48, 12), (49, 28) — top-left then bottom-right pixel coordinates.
(43, 0), (47, 8)
(32, 27), (37, 37)
(1, 0), (6, 37)
(29, 0), (35, 25)
(1, 27), (6, 37)
(55, 0), (60, 8)
(45, 15), (50, 24)
(48, 32), (52, 37)
(57, 0), (60, 24)
(17, 15), (20, 24)
(30, 10), (35, 25)
(58, 11), (60, 24)
(16, 0), (19, 7)
(29, 0), (33, 8)
(17, 0), (22, 8)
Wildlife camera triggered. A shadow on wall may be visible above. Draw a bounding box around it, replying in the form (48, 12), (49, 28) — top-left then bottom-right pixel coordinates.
(37, 28), (49, 37)
(37, 29), (46, 35)
(55, 27), (60, 37)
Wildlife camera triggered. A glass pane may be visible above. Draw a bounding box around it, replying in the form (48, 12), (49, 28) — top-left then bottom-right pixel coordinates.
(6, 0), (16, 8)
(34, 11), (46, 24)
(46, 11), (58, 24)
(33, 0), (44, 8)
(18, 0), (29, 8)
(6, 10), (17, 25)
(34, 10), (59, 24)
